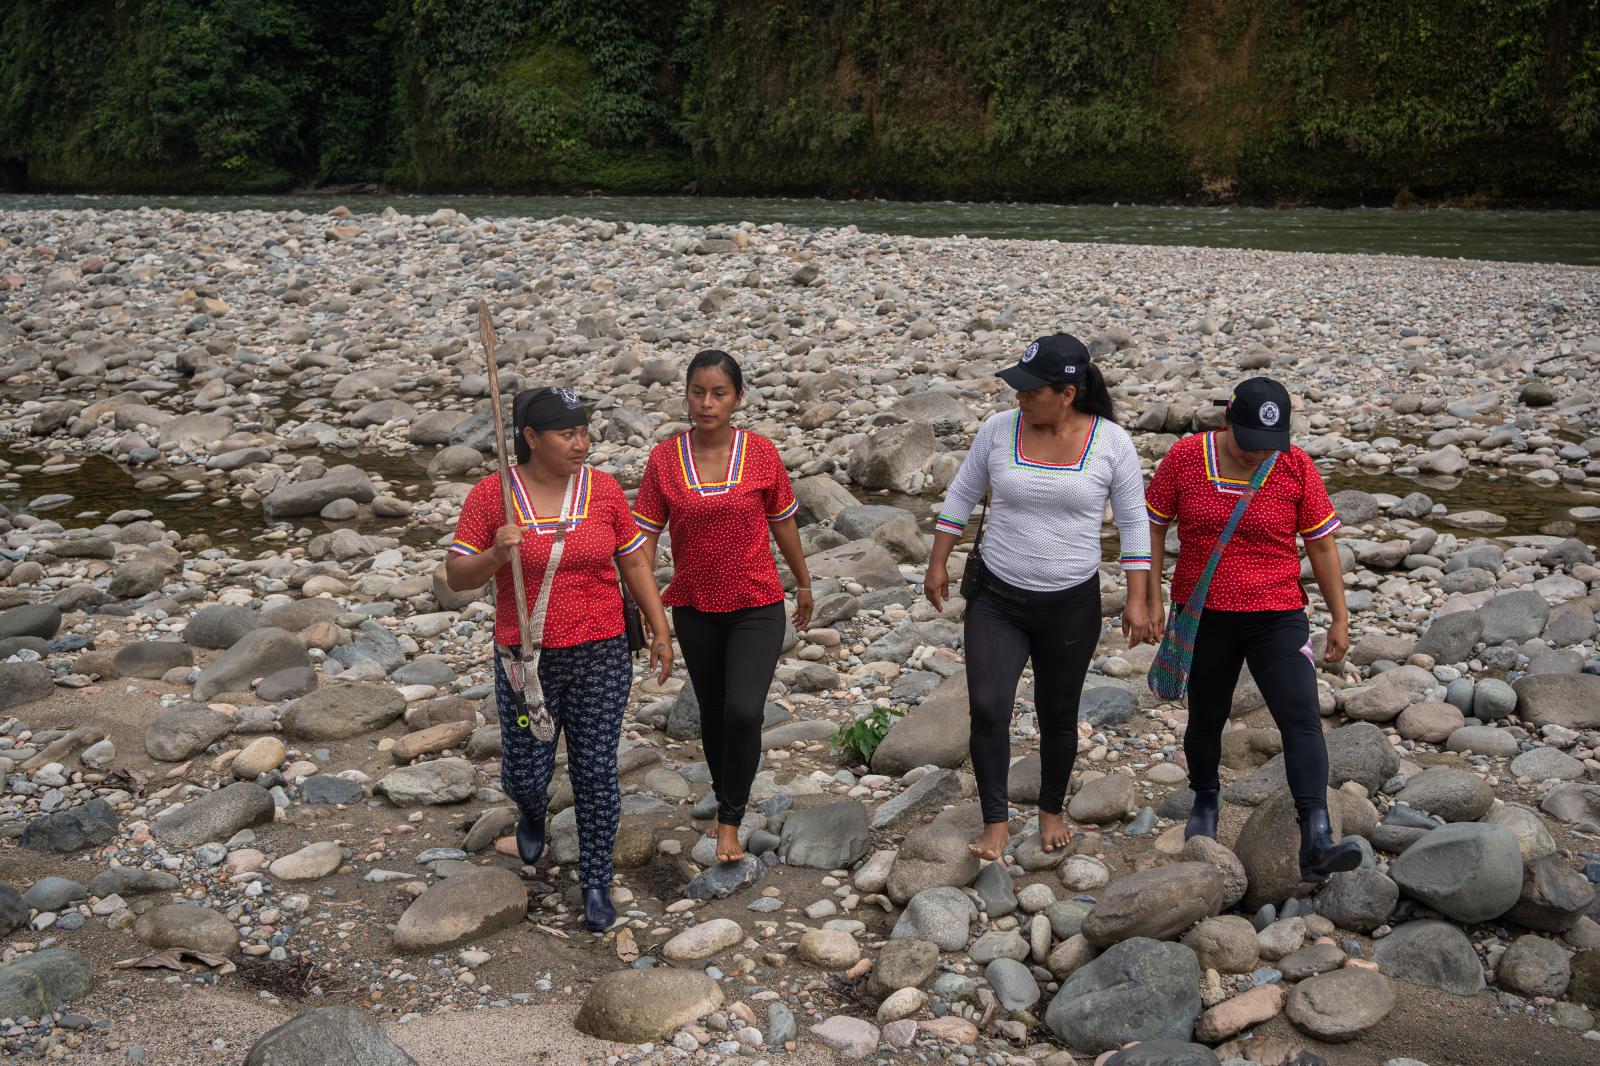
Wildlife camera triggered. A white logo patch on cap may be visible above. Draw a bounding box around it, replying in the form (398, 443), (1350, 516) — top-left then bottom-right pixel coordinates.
(1022, 342), (1039, 363)
(556, 387), (581, 409)
(1259, 401), (1281, 427)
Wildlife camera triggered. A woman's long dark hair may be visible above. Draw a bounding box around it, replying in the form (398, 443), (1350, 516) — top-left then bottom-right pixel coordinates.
(686, 349), (744, 394)
(1055, 363), (1116, 422)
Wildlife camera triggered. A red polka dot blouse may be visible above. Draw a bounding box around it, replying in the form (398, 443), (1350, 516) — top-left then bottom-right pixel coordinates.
(633, 429), (798, 612)
(1145, 431), (1341, 611)
(450, 466), (647, 648)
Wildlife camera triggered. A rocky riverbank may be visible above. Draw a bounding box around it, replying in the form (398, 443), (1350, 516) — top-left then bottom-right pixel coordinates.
(0, 207), (1598, 1066)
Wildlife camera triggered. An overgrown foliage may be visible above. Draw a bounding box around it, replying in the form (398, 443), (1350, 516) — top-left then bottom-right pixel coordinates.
(1, 0), (1597, 201)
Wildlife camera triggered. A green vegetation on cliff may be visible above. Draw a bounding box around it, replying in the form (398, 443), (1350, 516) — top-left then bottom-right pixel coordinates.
(2, 0), (1597, 203)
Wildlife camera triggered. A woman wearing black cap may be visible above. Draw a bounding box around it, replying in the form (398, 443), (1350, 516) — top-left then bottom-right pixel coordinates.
(633, 350), (812, 865)
(1144, 376), (1360, 881)
(445, 386), (672, 932)
(925, 334), (1155, 861)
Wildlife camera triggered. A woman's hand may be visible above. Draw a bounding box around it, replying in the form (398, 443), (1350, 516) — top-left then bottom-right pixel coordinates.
(1147, 593), (1166, 643)
(792, 588), (814, 631)
(1122, 596), (1153, 646)
(643, 617), (673, 684)
(491, 523), (523, 565)
(1324, 617), (1350, 664)
(924, 560), (949, 613)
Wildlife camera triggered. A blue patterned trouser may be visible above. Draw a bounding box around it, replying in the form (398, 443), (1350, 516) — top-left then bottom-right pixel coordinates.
(494, 634), (631, 890)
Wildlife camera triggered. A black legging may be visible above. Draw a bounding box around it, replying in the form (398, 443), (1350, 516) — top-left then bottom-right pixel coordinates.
(1184, 607), (1328, 816)
(965, 571), (1102, 824)
(673, 601), (786, 825)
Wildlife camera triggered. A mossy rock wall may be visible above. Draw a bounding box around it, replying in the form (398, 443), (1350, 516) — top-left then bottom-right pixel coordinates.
(2, 0), (1597, 203)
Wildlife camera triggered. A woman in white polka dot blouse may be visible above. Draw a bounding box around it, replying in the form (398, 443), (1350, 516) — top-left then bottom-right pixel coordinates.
(925, 333), (1155, 862)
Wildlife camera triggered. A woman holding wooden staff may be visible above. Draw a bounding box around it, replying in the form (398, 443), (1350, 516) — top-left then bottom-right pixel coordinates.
(444, 311), (671, 933)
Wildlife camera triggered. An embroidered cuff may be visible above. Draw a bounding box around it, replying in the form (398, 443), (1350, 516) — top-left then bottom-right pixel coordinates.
(632, 510), (666, 534)
(1301, 512), (1341, 541)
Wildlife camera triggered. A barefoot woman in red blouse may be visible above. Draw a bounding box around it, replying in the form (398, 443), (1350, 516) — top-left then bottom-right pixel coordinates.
(634, 351), (814, 864)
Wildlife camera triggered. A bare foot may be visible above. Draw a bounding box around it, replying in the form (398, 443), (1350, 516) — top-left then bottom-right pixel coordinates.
(968, 822), (1010, 861)
(704, 823), (717, 838)
(1039, 810), (1076, 853)
(715, 822), (745, 863)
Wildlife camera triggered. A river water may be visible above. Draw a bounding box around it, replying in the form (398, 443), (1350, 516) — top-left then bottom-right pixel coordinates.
(4, 191), (1597, 552)
(6, 442), (1596, 561)
(4, 193), (1599, 267)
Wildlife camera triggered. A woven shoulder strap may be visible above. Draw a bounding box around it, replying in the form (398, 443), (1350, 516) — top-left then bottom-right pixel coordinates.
(1187, 451), (1279, 611)
(523, 473), (575, 657)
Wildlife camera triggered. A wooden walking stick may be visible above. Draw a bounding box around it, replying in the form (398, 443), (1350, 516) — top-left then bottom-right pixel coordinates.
(479, 300), (555, 741)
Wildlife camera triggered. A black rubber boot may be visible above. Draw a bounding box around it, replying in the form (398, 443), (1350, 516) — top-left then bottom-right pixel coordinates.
(515, 813), (545, 866)
(1298, 808), (1362, 881)
(583, 887), (617, 932)
(1184, 787), (1221, 841)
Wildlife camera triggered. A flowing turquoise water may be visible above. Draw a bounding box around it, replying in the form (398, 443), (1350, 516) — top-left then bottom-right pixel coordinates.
(3, 193), (1599, 267)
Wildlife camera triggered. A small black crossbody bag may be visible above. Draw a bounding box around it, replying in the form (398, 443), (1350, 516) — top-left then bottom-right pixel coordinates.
(958, 490), (991, 600)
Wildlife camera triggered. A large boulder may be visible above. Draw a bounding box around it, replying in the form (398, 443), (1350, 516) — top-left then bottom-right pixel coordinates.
(778, 801), (869, 869)
(1324, 722), (1401, 792)
(1477, 589), (1550, 645)
(886, 806), (981, 904)
(889, 887), (978, 951)
(1394, 766), (1494, 822)
(1315, 869), (1398, 934)
(243, 1006), (420, 1066)
(1541, 782), (1600, 828)
(112, 640), (194, 679)
(393, 866), (527, 951)
(1284, 968), (1395, 1042)
(848, 422), (939, 492)
(0, 949), (93, 1023)
(1044, 938), (1203, 1055)
(574, 969), (724, 1044)
(1505, 855), (1597, 932)
(1414, 611), (1484, 664)
(282, 684), (407, 740)
(1512, 673), (1600, 731)
(152, 782), (274, 846)
(792, 475), (858, 525)
(1497, 934), (1572, 999)
(1081, 864), (1226, 947)
(375, 757), (478, 806)
(0, 661), (55, 712)
(1067, 774), (1138, 825)
(872, 672), (971, 775)
(183, 604), (265, 649)
(134, 904), (241, 955)
(193, 628), (311, 701)
(1234, 788), (1344, 910)
(1373, 920), (1485, 995)
(808, 538), (907, 592)
(1180, 915), (1260, 974)
(868, 938), (941, 998)
(264, 465), (378, 518)
(0, 604), (62, 641)
(1390, 821), (1523, 923)
(20, 798), (120, 853)
(144, 704), (235, 762)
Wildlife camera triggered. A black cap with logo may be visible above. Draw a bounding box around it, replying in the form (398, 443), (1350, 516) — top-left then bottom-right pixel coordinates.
(514, 386), (590, 433)
(1215, 376), (1292, 452)
(998, 333), (1092, 392)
